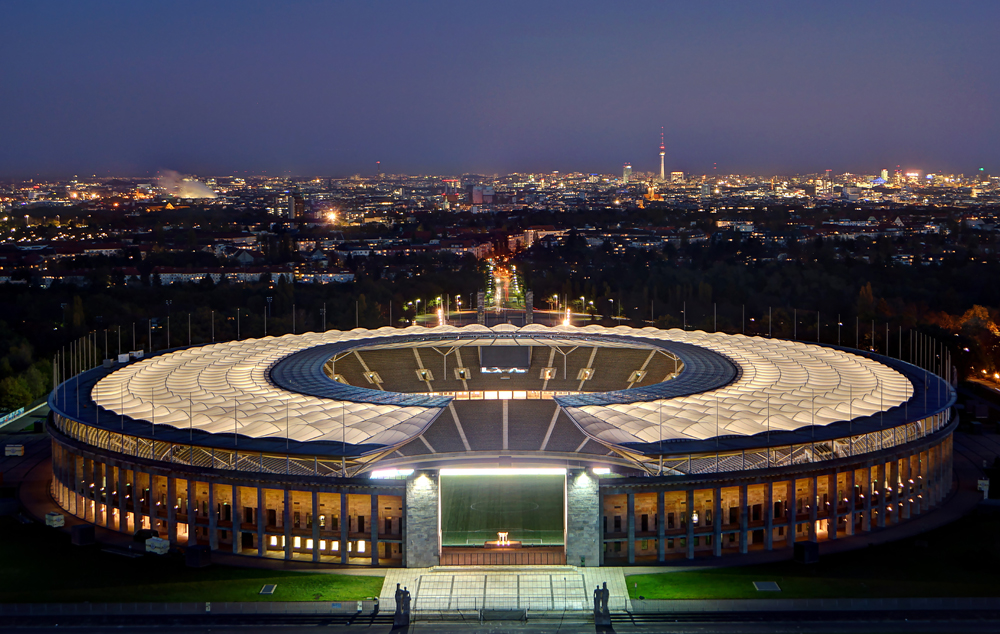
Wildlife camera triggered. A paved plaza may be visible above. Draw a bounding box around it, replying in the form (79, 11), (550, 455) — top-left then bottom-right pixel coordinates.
(380, 566), (630, 612)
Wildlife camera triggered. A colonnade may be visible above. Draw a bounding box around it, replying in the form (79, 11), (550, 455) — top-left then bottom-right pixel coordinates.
(50, 437), (407, 567)
(600, 432), (954, 564)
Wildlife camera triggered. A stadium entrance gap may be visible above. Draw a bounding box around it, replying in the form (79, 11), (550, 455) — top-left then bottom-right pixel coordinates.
(439, 468), (566, 565)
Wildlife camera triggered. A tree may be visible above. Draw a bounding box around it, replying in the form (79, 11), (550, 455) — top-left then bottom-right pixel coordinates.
(0, 376), (31, 412)
(856, 282), (876, 320)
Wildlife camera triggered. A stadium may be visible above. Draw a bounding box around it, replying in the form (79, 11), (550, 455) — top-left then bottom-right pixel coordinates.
(47, 322), (956, 568)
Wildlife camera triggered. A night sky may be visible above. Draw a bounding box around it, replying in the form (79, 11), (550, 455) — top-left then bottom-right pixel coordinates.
(2, 1), (997, 178)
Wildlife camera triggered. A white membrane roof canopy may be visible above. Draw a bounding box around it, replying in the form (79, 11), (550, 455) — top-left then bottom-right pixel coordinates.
(90, 324), (913, 448)
(560, 326), (913, 445)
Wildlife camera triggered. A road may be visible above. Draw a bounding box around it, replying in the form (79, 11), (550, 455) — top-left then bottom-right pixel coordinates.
(5, 612), (1000, 634)
(0, 404), (50, 490)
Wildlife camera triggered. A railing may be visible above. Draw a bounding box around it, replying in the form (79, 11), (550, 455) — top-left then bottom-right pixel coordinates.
(0, 601), (377, 616)
(650, 411), (950, 476)
(51, 413), (376, 479)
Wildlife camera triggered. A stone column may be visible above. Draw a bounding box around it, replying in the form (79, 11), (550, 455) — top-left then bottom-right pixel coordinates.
(118, 465), (128, 532)
(787, 478), (797, 547)
(60, 449), (68, 508)
(340, 492), (350, 565)
(52, 446), (62, 508)
(931, 444), (945, 506)
(208, 482), (218, 550)
(232, 484), (243, 554)
(862, 467), (872, 532)
(685, 489), (695, 560)
(186, 479), (197, 545)
(902, 456), (912, 520)
(946, 436), (954, 497)
(598, 487), (605, 566)
(84, 458), (94, 523)
(101, 462), (112, 529)
(132, 469), (142, 531)
(876, 462), (886, 528)
(713, 488), (722, 557)
(808, 476), (818, 542)
(934, 443), (944, 505)
(890, 458), (900, 525)
(102, 462), (111, 529)
(626, 492), (635, 564)
(371, 493), (380, 566)
(738, 484), (748, 554)
(71, 454), (80, 517)
(844, 469), (855, 536)
(656, 490), (665, 563)
(404, 473), (439, 568)
(311, 491), (321, 562)
(566, 470), (600, 567)
(764, 481), (773, 551)
(166, 476), (177, 545)
(283, 489), (292, 560)
(923, 448), (933, 509)
(94, 460), (104, 524)
(256, 487), (266, 556)
(829, 472), (839, 540)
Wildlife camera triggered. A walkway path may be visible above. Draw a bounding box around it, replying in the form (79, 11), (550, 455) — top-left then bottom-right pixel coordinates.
(380, 565), (630, 612)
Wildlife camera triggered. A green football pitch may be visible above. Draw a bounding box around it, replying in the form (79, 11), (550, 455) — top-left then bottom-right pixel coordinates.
(440, 474), (564, 546)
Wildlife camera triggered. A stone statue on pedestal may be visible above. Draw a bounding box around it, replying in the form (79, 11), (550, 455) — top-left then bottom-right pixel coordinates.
(393, 583), (411, 628)
(593, 581), (611, 626)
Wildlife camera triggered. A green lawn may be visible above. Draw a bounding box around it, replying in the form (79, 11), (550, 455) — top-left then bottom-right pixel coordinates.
(628, 513), (1000, 600)
(0, 517), (384, 603)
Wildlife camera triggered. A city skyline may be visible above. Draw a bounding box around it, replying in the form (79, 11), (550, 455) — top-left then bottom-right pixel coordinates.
(2, 1), (997, 178)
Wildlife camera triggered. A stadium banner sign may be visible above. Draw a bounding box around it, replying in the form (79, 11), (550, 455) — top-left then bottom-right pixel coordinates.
(0, 407), (25, 428)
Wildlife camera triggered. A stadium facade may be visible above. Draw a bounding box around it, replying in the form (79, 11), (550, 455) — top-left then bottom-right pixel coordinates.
(48, 324), (956, 567)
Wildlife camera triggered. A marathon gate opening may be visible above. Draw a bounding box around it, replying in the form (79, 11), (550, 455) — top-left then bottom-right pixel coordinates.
(440, 468), (565, 548)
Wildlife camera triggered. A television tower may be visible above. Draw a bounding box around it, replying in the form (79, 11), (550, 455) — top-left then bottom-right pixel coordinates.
(659, 127), (665, 182)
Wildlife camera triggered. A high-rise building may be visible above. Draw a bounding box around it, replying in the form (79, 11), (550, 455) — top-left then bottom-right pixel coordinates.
(659, 129), (665, 182)
(881, 169), (889, 181)
(285, 193), (305, 219)
(670, 171), (685, 184)
(623, 163), (632, 183)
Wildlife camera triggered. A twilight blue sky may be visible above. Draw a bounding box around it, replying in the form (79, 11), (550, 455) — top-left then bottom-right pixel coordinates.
(2, 1), (997, 178)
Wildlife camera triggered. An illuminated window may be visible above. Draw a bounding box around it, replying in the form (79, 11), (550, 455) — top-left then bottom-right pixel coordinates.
(293, 536), (301, 548)
(306, 539), (313, 549)
(319, 540), (326, 550)
(269, 536), (278, 546)
(332, 541), (339, 551)
(358, 541), (366, 554)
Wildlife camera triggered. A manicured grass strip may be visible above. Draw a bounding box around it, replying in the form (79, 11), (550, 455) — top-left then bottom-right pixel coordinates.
(0, 517), (384, 602)
(628, 514), (1000, 600)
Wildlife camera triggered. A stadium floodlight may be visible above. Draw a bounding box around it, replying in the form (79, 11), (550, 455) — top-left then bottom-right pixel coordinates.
(592, 467), (611, 475)
(440, 468), (566, 476)
(369, 468), (414, 479)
